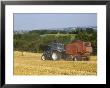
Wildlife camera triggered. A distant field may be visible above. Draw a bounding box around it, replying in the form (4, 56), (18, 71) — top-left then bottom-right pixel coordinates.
(14, 51), (97, 75)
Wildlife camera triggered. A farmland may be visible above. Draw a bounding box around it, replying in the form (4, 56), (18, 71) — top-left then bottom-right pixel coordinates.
(14, 51), (97, 75)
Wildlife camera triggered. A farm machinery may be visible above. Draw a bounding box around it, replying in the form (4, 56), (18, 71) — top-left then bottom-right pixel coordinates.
(41, 40), (93, 61)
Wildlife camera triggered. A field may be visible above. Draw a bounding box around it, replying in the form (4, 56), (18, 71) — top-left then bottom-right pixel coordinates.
(14, 51), (97, 75)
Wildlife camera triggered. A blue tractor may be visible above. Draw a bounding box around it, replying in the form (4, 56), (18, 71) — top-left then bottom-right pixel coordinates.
(41, 42), (65, 60)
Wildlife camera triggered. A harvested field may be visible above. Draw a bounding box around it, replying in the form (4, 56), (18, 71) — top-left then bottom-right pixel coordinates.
(14, 51), (97, 75)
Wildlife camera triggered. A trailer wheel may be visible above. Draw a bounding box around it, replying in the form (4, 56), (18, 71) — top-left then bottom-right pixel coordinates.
(41, 55), (46, 60)
(73, 56), (82, 61)
(51, 51), (61, 61)
(85, 56), (90, 61)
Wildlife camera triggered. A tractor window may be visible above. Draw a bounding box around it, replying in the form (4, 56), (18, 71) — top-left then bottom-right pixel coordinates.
(46, 46), (51, 50)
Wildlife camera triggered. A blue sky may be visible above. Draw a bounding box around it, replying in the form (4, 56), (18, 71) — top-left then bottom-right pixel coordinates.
(14, 13), (97, 31)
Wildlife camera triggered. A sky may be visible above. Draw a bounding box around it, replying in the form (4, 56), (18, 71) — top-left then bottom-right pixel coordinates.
(14, 13), (97, 31)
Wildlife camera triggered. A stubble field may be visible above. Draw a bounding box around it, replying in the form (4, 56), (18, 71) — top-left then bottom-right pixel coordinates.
(14, 51), (97, 75)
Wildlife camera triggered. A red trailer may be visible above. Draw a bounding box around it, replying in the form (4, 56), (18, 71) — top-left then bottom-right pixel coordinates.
(64, 40), (92, 61)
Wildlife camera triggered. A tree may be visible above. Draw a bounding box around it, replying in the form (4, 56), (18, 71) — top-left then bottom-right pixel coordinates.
(75, 29), (97, 55)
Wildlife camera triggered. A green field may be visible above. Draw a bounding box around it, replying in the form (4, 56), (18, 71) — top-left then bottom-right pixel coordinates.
(14, 51), (97, 75)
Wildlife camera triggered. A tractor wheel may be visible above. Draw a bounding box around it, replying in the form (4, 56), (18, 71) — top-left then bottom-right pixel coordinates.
(73, 55), (82, 61)
(51, 51), (61, 61)
(41, 55), (46, 60)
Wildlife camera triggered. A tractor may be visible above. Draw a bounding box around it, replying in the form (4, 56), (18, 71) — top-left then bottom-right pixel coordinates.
(41, 40), (92, 61)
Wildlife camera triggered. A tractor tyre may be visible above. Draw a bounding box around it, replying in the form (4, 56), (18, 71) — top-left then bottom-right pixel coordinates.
(51, 51), (61, 61)
(41, 55), (46, 61)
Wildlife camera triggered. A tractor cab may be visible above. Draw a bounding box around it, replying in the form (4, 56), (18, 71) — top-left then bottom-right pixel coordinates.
(48, 42), (65, 52)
